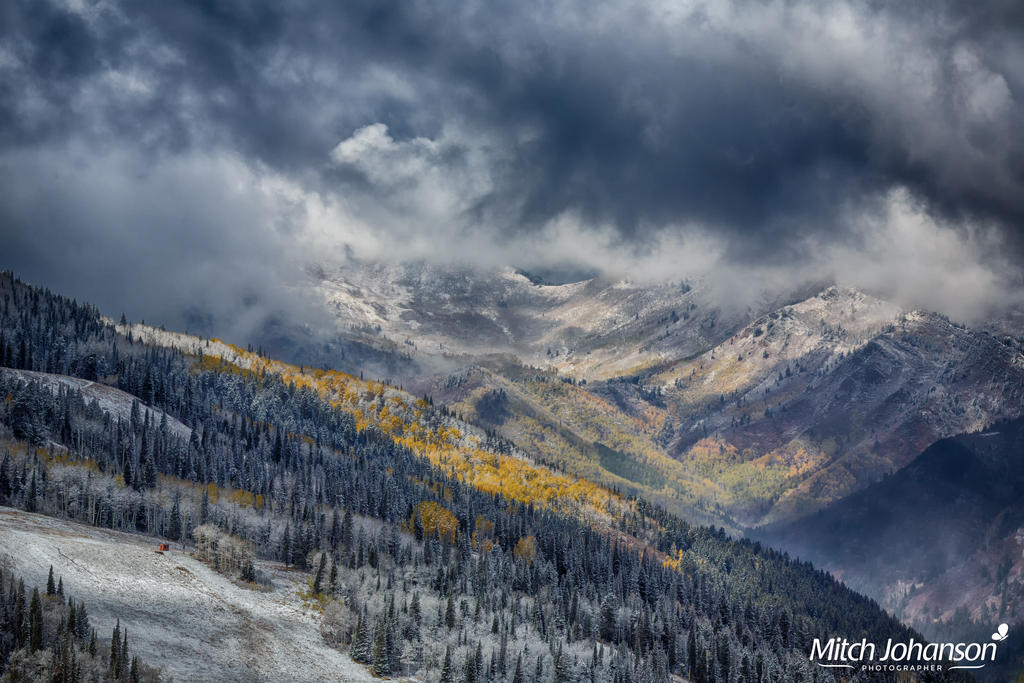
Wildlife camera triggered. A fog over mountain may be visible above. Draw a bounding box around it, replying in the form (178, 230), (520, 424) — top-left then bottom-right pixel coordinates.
(2, 0), (1023, 342)
(5, 5), (1024, 680)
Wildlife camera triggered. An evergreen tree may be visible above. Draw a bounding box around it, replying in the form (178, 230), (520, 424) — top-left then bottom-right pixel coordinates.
(76, 599), (90, 640)
(439, 645), (455, 683)
(372, 618), (390, 677)
(511, 654), (524, 683)
(445, 594), (456, 630)
(599, 593), (617, 643)
(110, 620), (121, 679)
(122, 627), (130, 679)
(687, 627), (698, 680)
(313, 552), (327, 594)
(411, 591), (422, 625)
(29, 587), (43, 652)
(350, 611), (369, 663)
(553, 643), (573, 683)
(26, 470), (37, 513)
(463, 645), (477, 683)
(168, 493), (183, 541)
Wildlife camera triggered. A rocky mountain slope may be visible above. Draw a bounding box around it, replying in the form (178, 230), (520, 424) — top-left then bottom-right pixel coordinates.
(2, 271), (938, 683)
(303, 260), (798, 380)
(312, 265), (1024, 530)
(758, 419), (1024, 629)
(653, 287), (1024, 526)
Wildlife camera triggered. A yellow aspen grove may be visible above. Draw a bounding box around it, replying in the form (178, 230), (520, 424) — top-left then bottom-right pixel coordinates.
(414, 501), (458, 543)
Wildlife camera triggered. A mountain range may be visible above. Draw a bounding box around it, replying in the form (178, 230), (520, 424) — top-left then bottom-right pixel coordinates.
(2, 266), (1023, 680)
(240, 262), (1024, 633)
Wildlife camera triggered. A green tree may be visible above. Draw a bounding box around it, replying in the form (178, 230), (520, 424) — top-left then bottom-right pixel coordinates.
(445, 594), (456, 629)
(372, 618), (390, 676)
(28, 587), (43, 652)
(600, 593), (617, 643)
(313, 552), (327, 594)
(439, 645), (455, 683)
(511, 654), (524, 683)
(350, 611), (371, 663)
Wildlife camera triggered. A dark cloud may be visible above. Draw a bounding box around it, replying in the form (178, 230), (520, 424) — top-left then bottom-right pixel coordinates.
(0, 0), (1022, 331)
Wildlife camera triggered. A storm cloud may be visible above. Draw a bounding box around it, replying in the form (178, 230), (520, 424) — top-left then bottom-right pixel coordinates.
(1, 0), (1022, 334)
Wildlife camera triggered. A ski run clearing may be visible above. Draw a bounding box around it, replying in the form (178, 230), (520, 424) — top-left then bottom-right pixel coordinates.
(0, 507), (375, 682)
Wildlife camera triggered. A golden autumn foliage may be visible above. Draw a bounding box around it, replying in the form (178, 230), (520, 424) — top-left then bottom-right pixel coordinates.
(35, 446), (101, 473)
(414, 500), (458, 543)
(513, 536), (537, 564)
(472, 515), (495, 552)
(184, 340), (627, 522)
(662, 548), (685, 572)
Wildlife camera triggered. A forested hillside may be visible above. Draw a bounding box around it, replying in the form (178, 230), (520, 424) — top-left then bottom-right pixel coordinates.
(0, 272), (966, 682)
(0, 561), (156, 682)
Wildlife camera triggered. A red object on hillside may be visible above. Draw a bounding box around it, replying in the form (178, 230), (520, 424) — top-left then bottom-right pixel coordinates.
(156, 543), (170, 553)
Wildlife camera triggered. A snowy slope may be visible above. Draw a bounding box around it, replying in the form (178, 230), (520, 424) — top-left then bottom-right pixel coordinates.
(0, 368), (192, 440)
(0, 507), (374, 683)
(305, 261), (773, 379)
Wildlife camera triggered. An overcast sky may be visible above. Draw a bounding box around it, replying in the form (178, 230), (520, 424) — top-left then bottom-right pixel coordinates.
(1, 0), (1023, 338)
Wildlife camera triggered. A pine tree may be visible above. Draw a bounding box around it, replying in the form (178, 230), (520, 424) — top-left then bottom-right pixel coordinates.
(313, 552), (327, 594)
(371, 618), (390, 677)
(110, 620), (121, 679)
(553, 643), (573, 683)
(168, 493), (183, 541)
(142, 448), (157, 489)
(29, 587), (43, 652)
(350, 612), (366, 663)
(122, 627), (130, 680)
(69, 598), (79, 636)
(445, 594), (456, 629)
(199, 486), (210, 525)
(600, 593), (617, 643)
(122, 455), (133, 490)
(386, 609), (402, 674)
(77, 600), (91, 640)
(26, 470), (38, 513)
(0, 452), (11, 503)
(439, 645), (455, 683)
(687, 627), (697, 679)
(511, 653), (524, 683)
(411, 591), (422, 625)
(47, 565), (56, 595)
(463, 646), (476, 683)
(13, 580), (25, 647)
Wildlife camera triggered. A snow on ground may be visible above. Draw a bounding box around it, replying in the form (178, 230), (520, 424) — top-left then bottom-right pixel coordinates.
(0, 507), (375, 682)
(0, 368), (192, 440)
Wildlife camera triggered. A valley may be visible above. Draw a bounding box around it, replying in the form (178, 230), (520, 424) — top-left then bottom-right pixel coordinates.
(0, 270), (951, 682)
